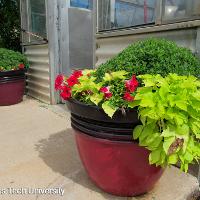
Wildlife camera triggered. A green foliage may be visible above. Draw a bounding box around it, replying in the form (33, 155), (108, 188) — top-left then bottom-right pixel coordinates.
(133, 74), (200, 172)
(95, 38), (200, 81)
(0, 48), (29, 71)
(0, 0), (21, 51)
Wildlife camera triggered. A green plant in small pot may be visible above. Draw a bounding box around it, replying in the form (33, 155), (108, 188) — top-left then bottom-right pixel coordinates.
(0, 48), (29, 106)
(55, 38), (200, 197)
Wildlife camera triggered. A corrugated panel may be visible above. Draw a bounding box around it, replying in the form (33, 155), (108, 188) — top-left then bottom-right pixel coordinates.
(24, 44), (51, 103)
(96, 28), (197, 66)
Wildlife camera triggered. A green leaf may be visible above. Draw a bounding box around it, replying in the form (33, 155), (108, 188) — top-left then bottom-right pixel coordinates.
(103, 70), (128, 82)
(103, 73), (112, 82)
(82, 69), (94, 75)
(175, 101), (188, 111)
(161, 128), (175, 138)
(139, 93), (155, 107)
(111, 70), (128, 79)
(149, 149), (161, 164)
(146, 133), (162, 150)
(102, 101), (117, 118)
(90, 93), (104, 105)
(133, 125), (143, 140)
(163, 136), (175, 154)
(192, 91), (200, 101)
(139, 123), (156, 142)
(128, 100), (140, 108)
(168, 154), (178, 164)
(159, 83), (170, 100)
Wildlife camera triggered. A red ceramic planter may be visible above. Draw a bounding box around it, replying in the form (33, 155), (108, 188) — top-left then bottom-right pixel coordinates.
(0, 70), (25, 106)
(67, 99), (164, 197)
(75, 130), (164, 197)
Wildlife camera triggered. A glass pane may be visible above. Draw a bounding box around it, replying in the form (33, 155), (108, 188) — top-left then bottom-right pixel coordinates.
(162, 0), (200, 21)
(98, 0), (156, 31)
(29, 0), (46, 40)
(70, 0), (93, 9)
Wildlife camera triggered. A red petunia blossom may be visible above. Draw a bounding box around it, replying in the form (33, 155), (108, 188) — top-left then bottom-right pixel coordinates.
(100, 87), (109, 93)
(104, 92), (112, 99)
(125, 75), (139, 92)
(60, 86), (71, 100)
(124, 92), (134, 102)
(18, 63), (25, 69)
(100, 86), (112, 99)
(67, 75), (79, 87)
(55, 74), (64, 90)
(72, 70), (83, 78)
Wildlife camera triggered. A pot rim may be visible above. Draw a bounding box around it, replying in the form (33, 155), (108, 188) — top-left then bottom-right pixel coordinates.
(67, 98), (137, 112)
(0, 69), (26, 77)
(66, 97), (140, 124)
(75, 127), (138, 145)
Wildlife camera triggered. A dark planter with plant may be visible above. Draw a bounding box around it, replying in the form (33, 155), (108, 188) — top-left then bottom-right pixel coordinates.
(0, 48), (29, 106)
(55, 39), (200, 197)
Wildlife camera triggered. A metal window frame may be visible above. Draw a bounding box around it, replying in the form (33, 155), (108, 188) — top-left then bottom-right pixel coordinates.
(96, 0), (160, 33)
(96, 0), (200, 35)
(20, 0), (48, 45)
(161, 0), (200, 25)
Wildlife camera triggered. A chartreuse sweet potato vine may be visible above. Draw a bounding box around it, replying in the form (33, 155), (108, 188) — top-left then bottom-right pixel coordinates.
(132, 74), (200, 172)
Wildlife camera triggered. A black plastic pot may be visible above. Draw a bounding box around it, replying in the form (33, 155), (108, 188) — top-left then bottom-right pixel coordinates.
(66, 98), (141, 141)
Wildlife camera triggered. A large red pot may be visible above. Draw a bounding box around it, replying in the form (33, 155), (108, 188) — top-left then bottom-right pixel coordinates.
(0, 70), (25, 106)
(67, 99), (164, 197)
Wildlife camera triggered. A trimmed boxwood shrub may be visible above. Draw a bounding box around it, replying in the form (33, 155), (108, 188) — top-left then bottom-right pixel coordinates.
(95, 38), (200, 81)
(0, 48), (29, 71)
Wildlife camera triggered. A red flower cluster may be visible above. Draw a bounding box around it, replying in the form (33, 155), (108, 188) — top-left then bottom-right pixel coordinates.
(60, 86), (71, 100)
(124, 75), (139, 102)
(18, 63), (25, 69)
(124, 92), (134, 102)
(67, 70), (82, 87)
(100, 86), (112, 99)
(55, 70), (83, 100)
(55, 74), (64, 91)
(125, 75), (139, 92)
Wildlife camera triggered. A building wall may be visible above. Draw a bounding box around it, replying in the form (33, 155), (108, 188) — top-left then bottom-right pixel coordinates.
(24, 44), (51, 103)
(96, 22), (200, 67)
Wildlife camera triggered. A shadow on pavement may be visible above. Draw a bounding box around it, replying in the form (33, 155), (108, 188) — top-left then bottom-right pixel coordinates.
(35, 129), (121, 199)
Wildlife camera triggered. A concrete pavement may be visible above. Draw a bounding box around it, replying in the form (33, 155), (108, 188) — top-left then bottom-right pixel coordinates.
(0, 97), (199, 200)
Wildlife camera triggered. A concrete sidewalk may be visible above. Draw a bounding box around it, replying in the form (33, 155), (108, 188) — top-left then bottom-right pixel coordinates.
(0, 97), (199, 200)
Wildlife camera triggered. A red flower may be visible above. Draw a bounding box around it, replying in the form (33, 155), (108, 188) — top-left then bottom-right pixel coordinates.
(60, 86), (71, 100)
(18, 63), (25, 69)
(67, 75), (79, 87)
(55, 75), (64, 90)
(105, 92), (112, 99)
(100, 87), (109, 93)
(124, 92), (134, 102)
(125, 75), (139, 92)
(100, 86), (112, 99)
(72, 70), (83, 78)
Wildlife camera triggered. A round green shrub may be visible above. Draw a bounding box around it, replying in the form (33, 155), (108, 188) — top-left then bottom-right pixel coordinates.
(0, 48), (29, 71)
(95, 38), (200, 81)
